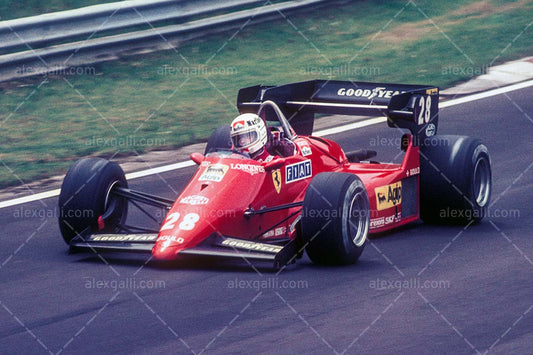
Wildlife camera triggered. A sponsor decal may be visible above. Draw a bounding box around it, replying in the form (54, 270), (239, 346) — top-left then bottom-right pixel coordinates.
(370, 217), (385, 228)
(158, 235), (185, 244)
(232, 120), (245, 130)
(221, 238), (283, 253)
(89, 234), (157, 242)
(285, 160), (312, 183)
(200, 161), (211, 167)
(337, 87), (406, 100)
(370, 212), (402, 229)
(272, 169), (282, 194)
(198, 164), (229, 182)
(296, 141), (312, 156)
(425, 123), (436, 137)
(406, 167), (420, 177)
(375, 181), (402, 211)
(426, 88), (438, 95)
(232, 116), (261, 132)
(262, 226), (287, 238)
(230, 163), (265, 175)
(179, 195), (209, 205)
(158, 234), (185, 252)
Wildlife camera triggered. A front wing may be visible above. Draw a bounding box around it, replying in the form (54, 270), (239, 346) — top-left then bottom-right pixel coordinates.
(69, 231), (300, 268)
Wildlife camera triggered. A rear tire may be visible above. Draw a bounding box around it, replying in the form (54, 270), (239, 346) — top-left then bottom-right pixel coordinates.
(204, 125), (232, 154)
(420, 135), (491, 224)
(58, 158), (128, 244)
(301, 173), (369, 265)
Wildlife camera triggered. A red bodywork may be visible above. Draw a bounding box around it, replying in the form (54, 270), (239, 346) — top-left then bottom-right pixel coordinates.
(67, 80), (441, 264)
(152, 134), (421, 260)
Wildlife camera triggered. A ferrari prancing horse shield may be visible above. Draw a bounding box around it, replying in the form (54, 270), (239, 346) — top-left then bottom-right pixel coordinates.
(272, 169), (281, 194)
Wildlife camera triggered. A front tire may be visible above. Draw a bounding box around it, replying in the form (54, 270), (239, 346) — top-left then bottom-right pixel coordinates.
(301, 173), (369, 265)
(420, 135), (491, 224)
(58, 158), (128, 244)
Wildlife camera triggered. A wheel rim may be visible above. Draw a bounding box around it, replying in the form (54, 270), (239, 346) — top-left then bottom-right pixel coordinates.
(104, 181), (120, 211)
(103, 181), (127, 227)
(473, 155), (491, 207)
(347, 188), (369, 247)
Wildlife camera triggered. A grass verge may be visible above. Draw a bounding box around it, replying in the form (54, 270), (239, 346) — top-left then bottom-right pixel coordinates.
(0, 0), (532, 188)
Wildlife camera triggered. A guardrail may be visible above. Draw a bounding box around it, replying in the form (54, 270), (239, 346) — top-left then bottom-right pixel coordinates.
(0, 0), (331, 82)
(0, 0), (265, 52)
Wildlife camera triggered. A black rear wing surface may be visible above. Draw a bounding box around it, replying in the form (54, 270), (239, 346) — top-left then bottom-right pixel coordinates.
(237, 80), (439, 145)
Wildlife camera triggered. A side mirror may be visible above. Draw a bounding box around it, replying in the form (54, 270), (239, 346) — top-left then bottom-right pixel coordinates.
(264, 158), (284, 171)
(190, 152), (205, 165)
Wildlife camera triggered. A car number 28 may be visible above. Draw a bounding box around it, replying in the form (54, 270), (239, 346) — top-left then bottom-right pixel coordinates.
(161, 212), (200, 231)
(417, 95), (432, 125)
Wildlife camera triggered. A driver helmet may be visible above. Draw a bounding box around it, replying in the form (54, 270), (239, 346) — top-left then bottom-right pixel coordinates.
(230, 113), (268, 157)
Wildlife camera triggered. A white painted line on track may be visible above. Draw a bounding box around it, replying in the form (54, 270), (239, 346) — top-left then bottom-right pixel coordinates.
(0, 189), (61, 209)
(124, 160), (196, 180)
(1, 79), (533, 209)
(0, 161), (196, 209)
(440, 79), (533, 108)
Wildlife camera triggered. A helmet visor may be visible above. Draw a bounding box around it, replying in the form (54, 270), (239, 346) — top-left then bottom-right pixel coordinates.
(232, 131), (258, 149)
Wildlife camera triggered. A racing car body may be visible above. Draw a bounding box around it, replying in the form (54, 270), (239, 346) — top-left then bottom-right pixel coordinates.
(58, 80), (492, 267)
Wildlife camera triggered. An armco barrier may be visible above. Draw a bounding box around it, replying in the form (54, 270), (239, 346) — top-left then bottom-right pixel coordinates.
(0, 0), (330, 82)
(0, 0), (264, 52)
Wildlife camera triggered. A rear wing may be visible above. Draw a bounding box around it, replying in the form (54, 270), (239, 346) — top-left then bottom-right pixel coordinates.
(237, 80), (439, 145)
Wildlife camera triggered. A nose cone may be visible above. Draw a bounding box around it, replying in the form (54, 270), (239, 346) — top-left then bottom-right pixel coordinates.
(152, 240), (181, 260)
(150, 156), (266, 260)
(151, 214), (214, 261)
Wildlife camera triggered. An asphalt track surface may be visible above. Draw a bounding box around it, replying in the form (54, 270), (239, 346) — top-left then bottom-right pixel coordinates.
(1, 86), (532, 354)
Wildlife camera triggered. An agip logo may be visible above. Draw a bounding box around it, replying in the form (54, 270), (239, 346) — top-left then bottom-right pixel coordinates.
(375, 182), (402, 211)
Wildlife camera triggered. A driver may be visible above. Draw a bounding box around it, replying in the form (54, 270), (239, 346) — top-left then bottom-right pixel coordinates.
(230, 113), (274, 162)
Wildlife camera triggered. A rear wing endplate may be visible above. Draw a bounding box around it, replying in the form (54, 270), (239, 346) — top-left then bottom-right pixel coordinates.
(237, 80), (439, 145)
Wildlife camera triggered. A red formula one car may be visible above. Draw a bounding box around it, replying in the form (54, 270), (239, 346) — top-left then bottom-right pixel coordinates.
(58, 80), (492, 267)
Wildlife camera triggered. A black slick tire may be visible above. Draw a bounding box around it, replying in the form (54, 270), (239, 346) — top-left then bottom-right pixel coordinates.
(58, 158), (128, 244)
(420, 135), (491, 224)
(301, 172), (369, 265)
